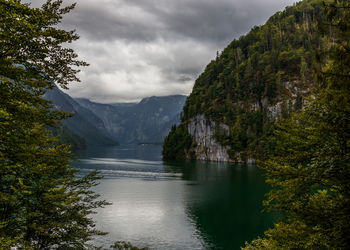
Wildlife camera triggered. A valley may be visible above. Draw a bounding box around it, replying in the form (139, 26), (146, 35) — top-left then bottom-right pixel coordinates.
(45, 87), (186, 148)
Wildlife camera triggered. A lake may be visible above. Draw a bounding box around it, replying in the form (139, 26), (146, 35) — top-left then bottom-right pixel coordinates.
(73, 145), (275, 250)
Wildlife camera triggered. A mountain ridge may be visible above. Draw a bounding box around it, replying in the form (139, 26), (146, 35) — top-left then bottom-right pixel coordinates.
(162, 0), (326, 162)
(75, 95), (187, 144)
(44, 87), (118, 147)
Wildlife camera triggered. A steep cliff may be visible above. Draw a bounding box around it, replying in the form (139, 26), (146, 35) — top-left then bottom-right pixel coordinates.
(163, 0), (327, 162)
(44, 87), (118, 146)
(188, 115), (230, 162)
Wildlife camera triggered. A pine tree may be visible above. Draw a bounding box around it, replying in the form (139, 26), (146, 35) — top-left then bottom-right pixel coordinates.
(244, 0), (350, 248)
(0, 1), (109, 248)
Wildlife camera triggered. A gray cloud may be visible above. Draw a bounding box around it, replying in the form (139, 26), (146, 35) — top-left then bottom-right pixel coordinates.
(28, 0), (296, 103)
(62, 0), (295, 45)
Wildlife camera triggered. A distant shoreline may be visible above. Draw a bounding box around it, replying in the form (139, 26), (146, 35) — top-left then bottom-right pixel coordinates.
(137, 142), (163, 146)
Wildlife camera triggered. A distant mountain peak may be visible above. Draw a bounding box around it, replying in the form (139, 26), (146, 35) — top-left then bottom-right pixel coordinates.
(44, 87), (118, 146)
(75, 94), (187, 144)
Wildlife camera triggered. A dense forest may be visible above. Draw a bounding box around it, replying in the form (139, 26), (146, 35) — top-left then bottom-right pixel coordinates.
(1, 0), (349, 249)
(0, 1), (110, 248)
(244, 0), (350, 248)
(163, 0), (329, 161)
(165, 0), (350, 248)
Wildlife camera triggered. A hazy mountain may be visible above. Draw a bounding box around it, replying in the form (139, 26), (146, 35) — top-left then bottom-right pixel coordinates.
(44, 87), (118, 146)
(75, 95), (187, 144)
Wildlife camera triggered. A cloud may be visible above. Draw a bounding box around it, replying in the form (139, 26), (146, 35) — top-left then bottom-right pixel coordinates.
(27, 0), (296, 103)
(67, 38), (209, 103)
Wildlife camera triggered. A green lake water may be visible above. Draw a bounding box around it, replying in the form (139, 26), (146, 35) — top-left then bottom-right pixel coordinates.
(74, 145), (275, 250)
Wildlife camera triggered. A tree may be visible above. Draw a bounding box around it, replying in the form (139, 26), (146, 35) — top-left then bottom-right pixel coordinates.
(162, 125), (195, 160)
(111, 241), (150, 250)
(163, 1), (327, 162)
(244, 0), (350, 248)
(0, 0), (109, 248)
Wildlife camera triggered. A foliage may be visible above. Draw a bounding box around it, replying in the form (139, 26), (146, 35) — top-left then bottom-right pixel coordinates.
(165, 0), (329, 161)
(111, 241), (150, 250)
(50, 126), (87, 151)
(0, 0), (109, 248)
(162, 124), (196, 160)
(244, 0), (350, 248)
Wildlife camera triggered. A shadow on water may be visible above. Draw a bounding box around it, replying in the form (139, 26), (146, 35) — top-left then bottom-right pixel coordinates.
(164, 161), (276, 250)
(73, 145), (276, 249)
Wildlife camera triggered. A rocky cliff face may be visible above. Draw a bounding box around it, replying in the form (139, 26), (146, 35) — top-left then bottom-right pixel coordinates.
(162, 0), (323, 162)
(188, 115), (230, 162)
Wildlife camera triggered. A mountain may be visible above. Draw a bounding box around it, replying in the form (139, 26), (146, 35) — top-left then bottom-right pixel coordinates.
(75, 95), (187, 144)
(44, 87), (118, 147)
(163, 0), (326, 162)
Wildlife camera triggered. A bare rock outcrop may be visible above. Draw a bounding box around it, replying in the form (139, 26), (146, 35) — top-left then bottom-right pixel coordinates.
(187, 115), (230, 162)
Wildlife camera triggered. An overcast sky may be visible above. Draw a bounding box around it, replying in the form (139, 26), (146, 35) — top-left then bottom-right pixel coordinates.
(28, 0), (296, 103)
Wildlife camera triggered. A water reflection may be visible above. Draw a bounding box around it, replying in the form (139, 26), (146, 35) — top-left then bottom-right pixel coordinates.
(73, 145), (274, 250)
(165, 161), (274, 250)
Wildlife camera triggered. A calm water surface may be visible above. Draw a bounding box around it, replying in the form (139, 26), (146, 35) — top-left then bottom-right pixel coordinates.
(74, 145), (275, 250)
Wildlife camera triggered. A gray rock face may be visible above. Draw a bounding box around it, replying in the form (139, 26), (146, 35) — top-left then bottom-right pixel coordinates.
(188, 115), (230, 162)
(185, 80), (310, 162)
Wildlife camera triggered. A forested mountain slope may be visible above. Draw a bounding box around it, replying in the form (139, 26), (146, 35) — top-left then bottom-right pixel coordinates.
(163, 0), (328, 162)
(44, 87), (118, 147)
